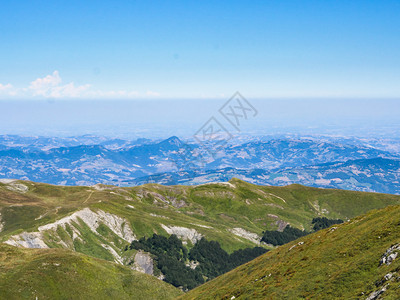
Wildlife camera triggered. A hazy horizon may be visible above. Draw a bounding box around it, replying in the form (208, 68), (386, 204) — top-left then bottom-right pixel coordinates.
(1, 98), (400, 139)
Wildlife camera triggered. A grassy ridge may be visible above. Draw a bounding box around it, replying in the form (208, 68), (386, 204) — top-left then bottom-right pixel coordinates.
(2, 179), (400, 298)
(182, 204), (400, 299)
(0, 244), (182, 300)
(1, 179), (400, 256)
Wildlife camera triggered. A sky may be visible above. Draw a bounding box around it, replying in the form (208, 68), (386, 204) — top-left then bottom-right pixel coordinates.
(1, 0), (400, 99)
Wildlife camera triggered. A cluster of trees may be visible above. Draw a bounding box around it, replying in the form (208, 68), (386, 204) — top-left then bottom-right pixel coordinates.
(261, 225), (308, 246)
(128, 234), (267, 290)
(129, 234), (202, 290)
(189, 238), (267, 280)
(129, 234), (188, 261)
(261, 217), (345, 246)
(312, 217), (343, 231)
(127, 217), (344, 289)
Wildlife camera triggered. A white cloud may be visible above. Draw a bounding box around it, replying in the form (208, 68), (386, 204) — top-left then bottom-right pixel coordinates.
(0, 83), (17, 96)
(29, 71), (61, 92)
(146, 90), (161, 97)
(0, 71), (161, 99)
(0, 83), (13, 91)
(28, 71), (91, 98)
(48, 82), (91, 98)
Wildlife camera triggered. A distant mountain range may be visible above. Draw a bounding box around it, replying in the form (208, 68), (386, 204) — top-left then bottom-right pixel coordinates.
(136, 157), (400, 194)
(0, 134), (400, 194)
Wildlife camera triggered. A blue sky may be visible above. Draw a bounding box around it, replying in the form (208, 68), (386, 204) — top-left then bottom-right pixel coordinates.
(1, 0), (400, 99)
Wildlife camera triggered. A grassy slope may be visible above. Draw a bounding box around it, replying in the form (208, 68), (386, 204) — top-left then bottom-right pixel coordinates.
(0, 244), (182, 300)
(1, 179), (400, 256)
(2, 180), (400, 299)
(182, 204), (400, 299)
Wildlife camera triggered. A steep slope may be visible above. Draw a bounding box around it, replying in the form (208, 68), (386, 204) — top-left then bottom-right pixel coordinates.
(0, 244), (182, 300)
(182, 204), (400, 299)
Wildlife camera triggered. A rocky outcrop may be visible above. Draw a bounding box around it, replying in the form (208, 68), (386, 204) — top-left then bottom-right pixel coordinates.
(5, 182), (28, 193)
(365, 244), (400, 299)
(5, 232), (48, 248)
(161, 224), (202, 244)
(379, 244), (400, 266)
(170, 198), (187, 208)
(37, 208), (136, 242)
(366, 284), (388, 300)
(229, 228), (261, 245)
(133, 251), (154, 275)
(5, 208), (136, 263)
(275, 219), (289, 232)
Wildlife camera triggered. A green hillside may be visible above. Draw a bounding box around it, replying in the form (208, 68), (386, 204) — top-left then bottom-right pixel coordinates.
(182, 204), (400, 299)
(2, 179), (400, 297)
(1, 178), (400, 260)
(0, 244), (182, 300)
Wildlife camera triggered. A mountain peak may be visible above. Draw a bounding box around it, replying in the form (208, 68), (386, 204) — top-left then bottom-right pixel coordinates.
(161, 136), (183, 147)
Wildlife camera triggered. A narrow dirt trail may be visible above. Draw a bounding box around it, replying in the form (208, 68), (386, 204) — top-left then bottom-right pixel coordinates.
(83, 190), (94, 204)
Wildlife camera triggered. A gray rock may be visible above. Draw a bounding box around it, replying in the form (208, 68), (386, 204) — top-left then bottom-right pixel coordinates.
(384, 273), (393, 281)
(365, 284), (388, 300)
(133, 251), (154, 275)
(387, 253), (398, 265)
(379, 244), (400, 266)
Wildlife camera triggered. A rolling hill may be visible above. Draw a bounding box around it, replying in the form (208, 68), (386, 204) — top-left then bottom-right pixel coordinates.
(182, 204), (400, 299)
(2, 179), (400, 297)
(0, 244), (182, 300)
(2, 178), (400, 257)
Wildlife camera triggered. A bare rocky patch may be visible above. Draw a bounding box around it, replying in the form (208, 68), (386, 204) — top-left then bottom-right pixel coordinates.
(132, 251), (154, 275)
(5, 182), (29, 193)
(5, 208), (136, 264)
(161, 224), (203, 244)
(229, 228), (261, 245)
